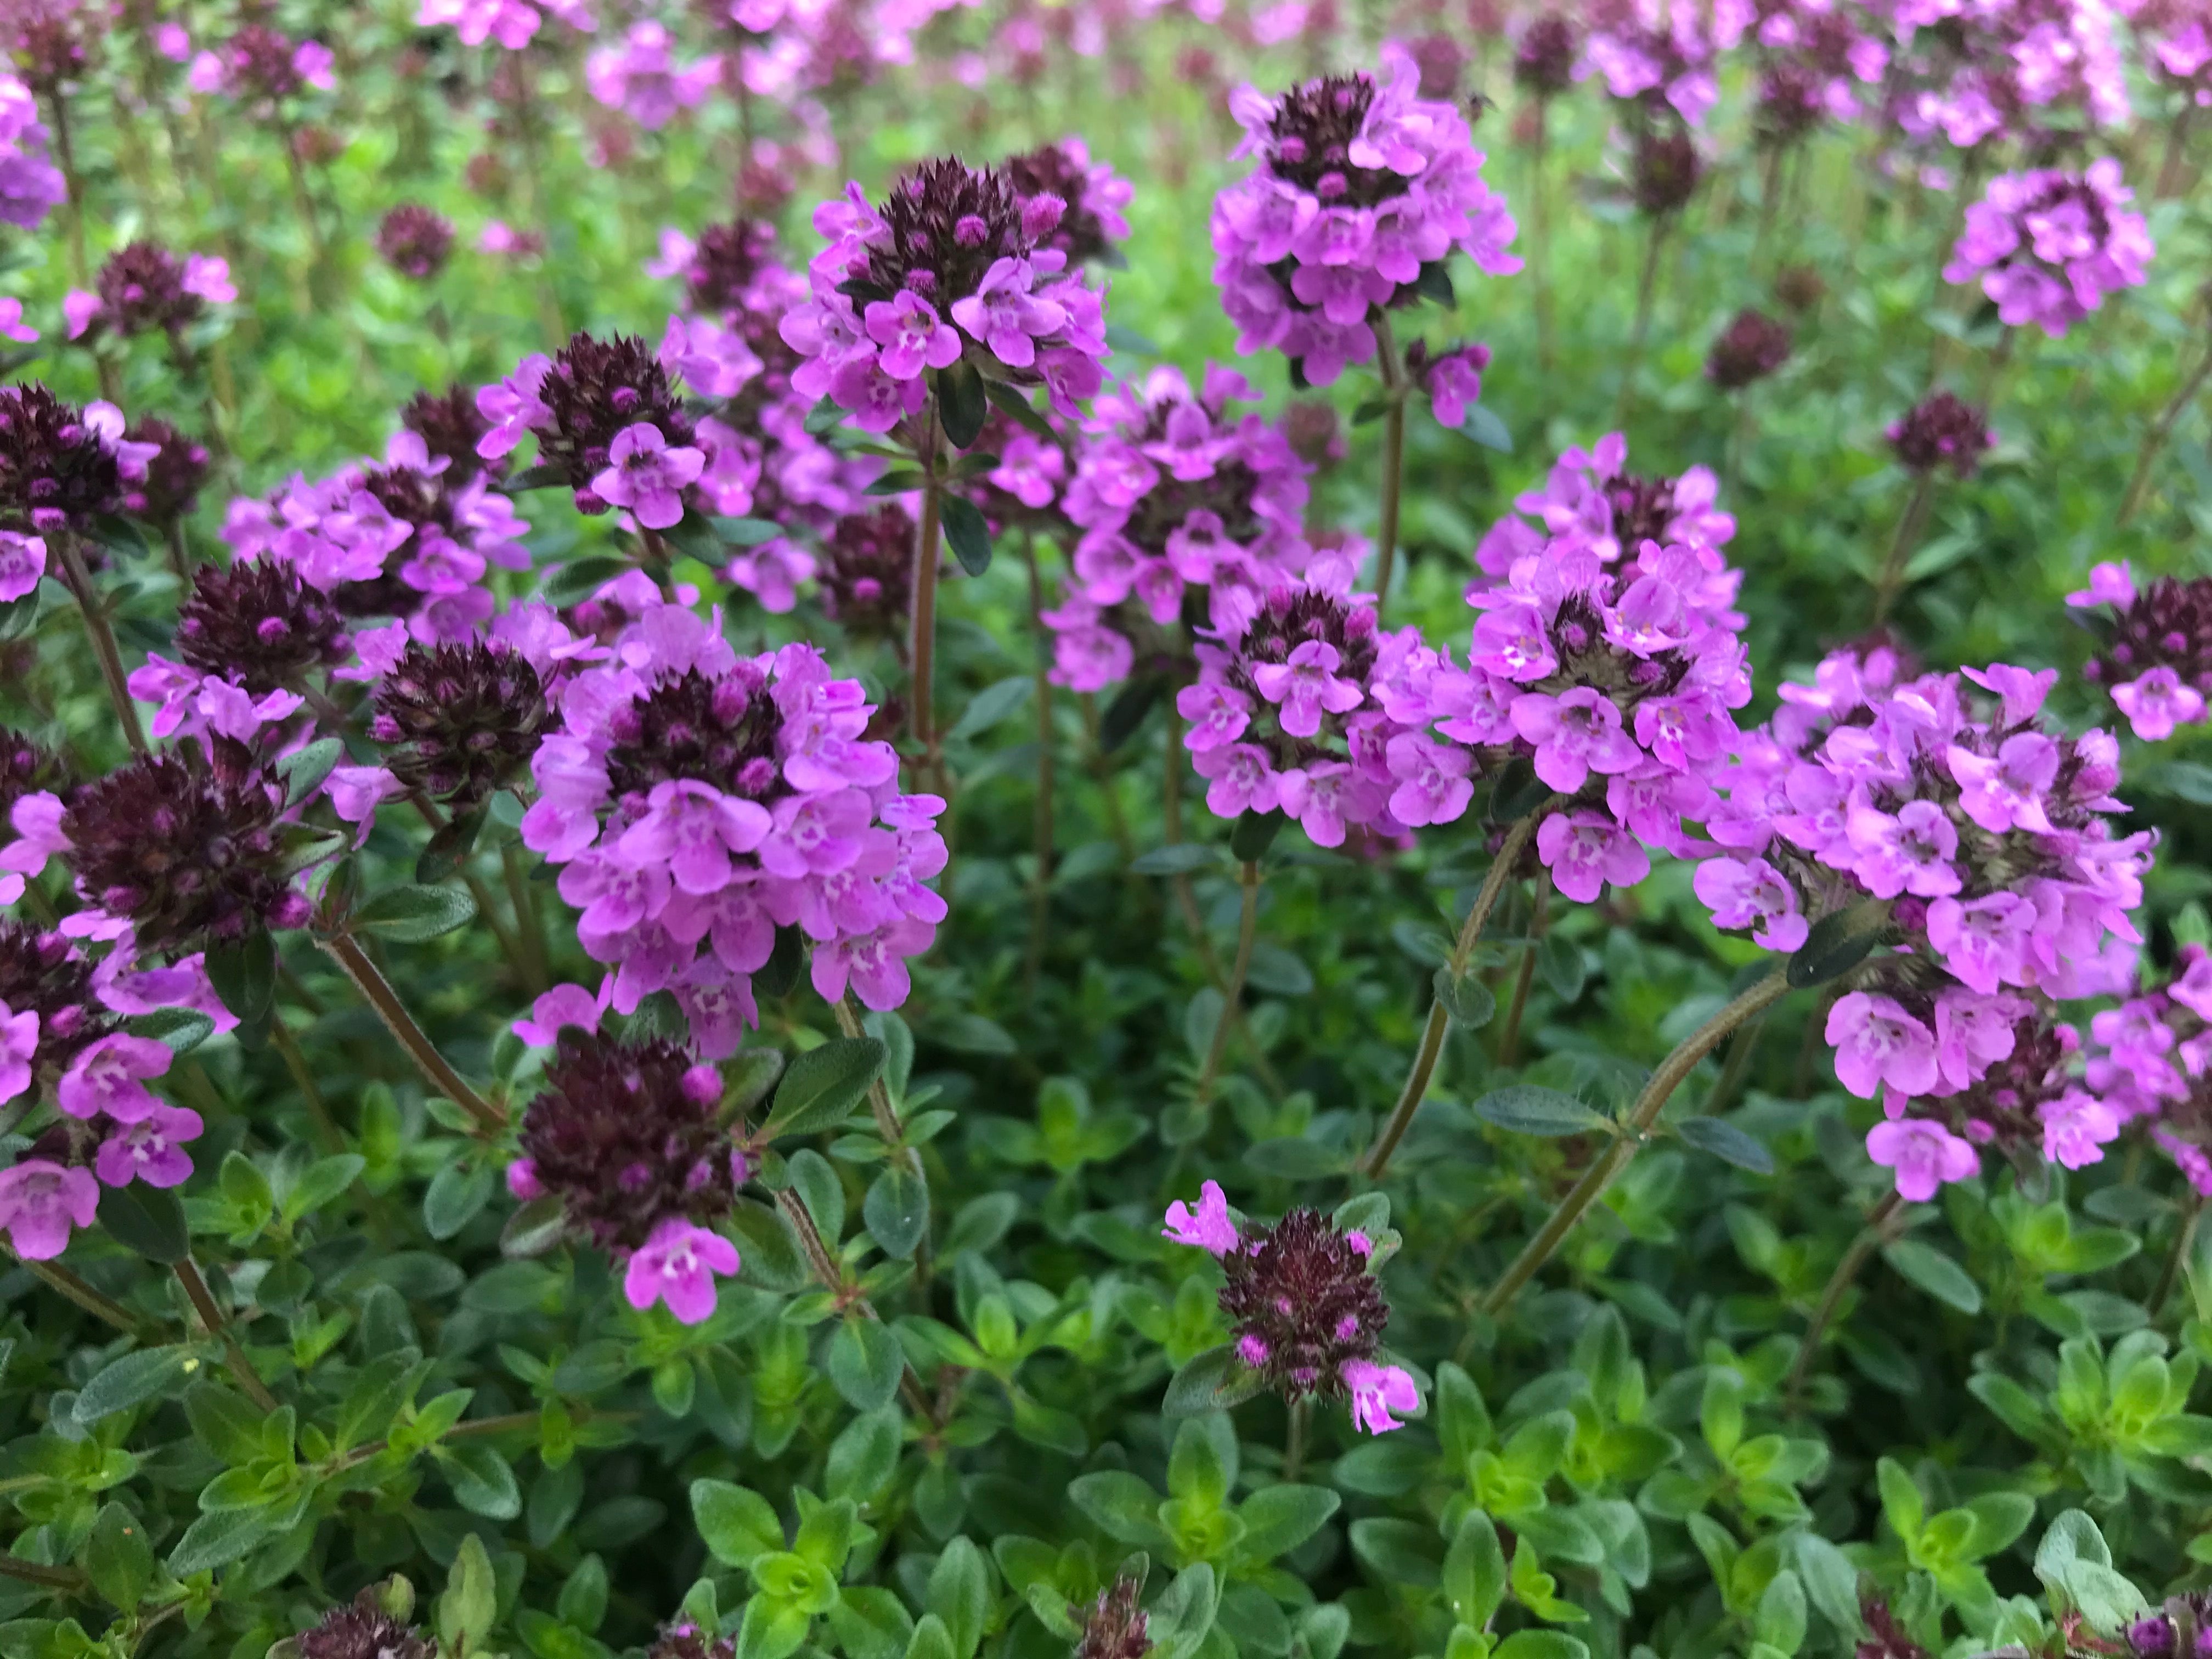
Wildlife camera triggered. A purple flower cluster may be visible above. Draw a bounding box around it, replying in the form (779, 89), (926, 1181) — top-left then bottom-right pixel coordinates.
(416, 0), (596, 50)
(65, 241), (234, 344)
(1577, 1), (1725, 125)
(586, 21), (719, 132)
(518, 597), (945, 1053)
(1746, 1), (1891, 144)
(0, 72), (63, 229)
(1942, 159), (2152, 337)
(1886, 0), (2130, 151)
(1043, 363), (1313, 695)
(781, 155), (1110, 433)
(1004, 137), (1135, 266)
(218, 424), (532, 648)
(1161, 1181), (1419, 1435)
(1695, 645), (2152, 1202)
(1212, 43), (1519, 386)
(2085, 945), (2212, 1197)
(188, 25), (335, 108)
(2068, 561), (2212, 743)
(2134, 0), (2212, 107)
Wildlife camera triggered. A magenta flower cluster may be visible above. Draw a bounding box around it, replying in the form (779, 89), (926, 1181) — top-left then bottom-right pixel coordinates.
(415, 0), (596, 50)
(781, 156), (1110, 433)
(2084, 945), (2212, 1196)
(2067, 561), (2212, 744)
(1886, 0), (2130, 151)
(1043, 363), (1313, 695)
(1942, 159), (2152, 338)
(0, 74), (63, 230)
(586, 21), (720, 131)
(519, 596), (946, 1054)
(1212, 42), (1519, 386)
(1697, 645), (2152, 1203)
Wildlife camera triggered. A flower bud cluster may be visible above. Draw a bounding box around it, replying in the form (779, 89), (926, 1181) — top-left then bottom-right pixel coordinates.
(2068, 561), (2212, 743)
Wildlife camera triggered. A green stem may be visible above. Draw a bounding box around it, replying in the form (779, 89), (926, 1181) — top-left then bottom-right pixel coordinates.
(174, 1256), (280, 1412)
(1785, 1189), (1904, 1404)
(1195, 862), (1262, 1102)
(501, 842), (552, 996)
(1283, 1397), (1310, 1483)
(319, 930), (503, 1134)
(1360, 809), (1547, 1180)
(54, 536), (148, 755)
(2119, 331), (2212, 528)
(0, 1556), (86, 1592)
(1870, 471), (1934, 628)
(1530, 98), (1556, 375)
(268, 1006), (343, 1155)
(1372, 314), (1407, 609)
(1498, 883), (1548, 1068)
(1612, 216), (1668, 428)
(2153, 1192), (2205, 1321)
(1022, 532), (1056, 1002)
(909, 407), (945, 783)
(774, 1188), (935, 1419)
(1480, 971), (1795, 1315)
(13, 1253), (155, 1339)
(43, 91), (89, 286)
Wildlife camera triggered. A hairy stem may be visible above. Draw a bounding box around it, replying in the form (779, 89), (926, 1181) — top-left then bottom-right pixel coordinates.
(501, 842), (552, 996)
(1022, 532), (1057, 1002)
(1530, 98), (1556, 374)
(1195, 862), (1262, 1102)
(2118, 333), (2212, 528)
(54, 535), (148, 755)
(909, 407), (946, 783)
(775, 1188), (935, 1418)
(1481, 971), (1795, 1314)
(0, 1555), (86, 1592)
(1498, 882), (1548, 1068)
(2153, 1192), (2205, 1321)
(1372, 314), (1408, 608)
(1870, 471), (1934, 627)
(1785, 1189), (1904, 1404)
(319, 930), (503, 1133)
(268, 1006), (343, 1155)
(1361, 810), (1546, 1181)
(174, 1256), (280, 1411)
(2158, 103), (2197, 201)
(14, 1254), (155, 1339)
(1283, 1397), (1310, 1484)
(43, 91), (88, 286)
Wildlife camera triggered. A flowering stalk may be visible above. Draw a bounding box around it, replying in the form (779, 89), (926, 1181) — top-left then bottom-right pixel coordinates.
(1870, 472), (1934, 626)
(1784, 1189), (1904, 1405)
(10, 1250), (155, 1338)
(1613, 219), (1668, 427)
(2159, 106), (2197, 201)
(909, 408), (945, 781)
(1372, 316), (1407, 607)
(1022, 532), (1056, 1001)
(1360, 809), (1544, 1181)
(268, 1006), (343, 1155)
(319, 929), (503, 1134)
(2118, 335), (2212, 527)
(499, 843), (551, 996)
(1529, 103), (1556, 374)
(1498, 883), (1548, 1067)
(53, 535), (149, 755)
(1480, 969), (1793, 1314)
(1195, 862), (1261, 1103)
(41, 92), (87, 286)
(2152, 1193), (2204, 1320)
(175, 1254), (280, 1411)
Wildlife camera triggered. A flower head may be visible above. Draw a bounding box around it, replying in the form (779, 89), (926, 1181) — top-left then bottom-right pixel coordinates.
(176, 558), (351, 694)
(623, 1215), (740, 1323)
(370, 639), (551, 805)
(1216, 1207), (1389, 1406)
(1161, 1180), (1238, 1255)
(1074, 1577), (1152, 1659)
(377, 204), (455, 280)
(1705, 308), (1791, 390)
(1943, 160), (2152, 338)
(297, 1591), (436, 1659)
(1887, 392), (1994, 478)
(2076, 574), (2212, 744)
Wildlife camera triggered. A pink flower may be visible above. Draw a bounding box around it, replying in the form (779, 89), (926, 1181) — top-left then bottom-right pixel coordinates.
(1384, 732), (1473, 828)
(1925, 892), (2036, 996)
(1866, 1119), (1979, 1203)
(0, 1002), (33, 1103)
(616, 780), (772, 895)
(326, 765), (400, 845)
(592, 422), (704, 531)
(506, 1158), (544, 1199)
(0, 298), (35, 343)
(1825, 992), (1938, 1099)
(0, 529), (43, 601)
(182, 254), (235, 304)
(2066, 561), (2136, 608)
(1162, 1180), (1238, 1256)
(949, 257), (1065, 369)
(95, 1105), (204, 1188)
(1251, 640), (1363, 737)
(1511, 688), (1644, 793)
(477, 354), (552, 459)
(0, 1160), (98, 1259)
(2040, 1090), (2119, 1171)
(1341, 1358), (1420, 1434)
(513, 982), (608, 1046)
(1536, 810), (1650, 904)
(58, 1032), (173, 1124)
(1193, 743), (1280, 819)
(864, 291), (963, 380)
(2111, 669), (2207, 742)
(1692, 856), (1808, 951)
(62, 289), (100, 339)
(1844, 799), (1961, 899)
(622, 1216), (740, 1324)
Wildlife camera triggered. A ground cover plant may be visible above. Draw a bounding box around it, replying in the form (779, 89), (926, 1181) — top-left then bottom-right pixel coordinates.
(12, 1), (2212, 1657)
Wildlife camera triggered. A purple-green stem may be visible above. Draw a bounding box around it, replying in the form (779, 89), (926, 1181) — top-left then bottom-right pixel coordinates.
(2119, 331), (2212, 527)
(43, 91), (89, 286)
(1786, 1189), (1905, 1404)
(1612, 216), (1669, 428)
(319, 929), (504, 1135)
(1360, 809), (1546, 1181)
(774, 1187), (936, 1417)
(1372, 314), (1407, 610)
(832, 995), (932, 1297)
(1528, 97), (1557, 374)
(176, 1255), (280, 1411)
(268, 1006), (343, 1155)
(1021, 533), (1057, 1001)
(909, 406), (946, 786)
(12, 1250), (155, 1339)
(1870, 471), (1934, 627)
(1479, 970), (1795, 1315)
(2153, 1191), (2206, 1321)
(1498, 881), (1548, 1068)
(55, 535), (149, 755)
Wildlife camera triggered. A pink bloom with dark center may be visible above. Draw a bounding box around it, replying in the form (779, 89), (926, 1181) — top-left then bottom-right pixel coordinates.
(1826, 992), (1939, 1099)
(864, 290), (963, 380)
(622, 1216), (740, 1323)
(1251, 640), (1363, 737)
(58, 1032), (174, 1124)
(1341, 1358), (1420, 1434)
(95, 1105), (205, 1188)
(1511, 687), (1644, 793)
(1537, 810), (1650, 903)
(592, 422), (704, 531)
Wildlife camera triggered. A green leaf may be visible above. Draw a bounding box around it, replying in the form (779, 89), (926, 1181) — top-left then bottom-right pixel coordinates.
(127, 1007), (217, 1054)
(1460, 404), (1514, 453)
(926, 1538), (988, 1659)
(757, 924), (804, 998)
(1130, 844), (1224, 876)
(1234, 1485), (1339, 1562)
(437, 1534), (498, 1648)
(947, 676), (1030, 744)
(1443, 1511), (1508, 1630)
(1491, 1635), (1589, 1659)
(204, 929), (275, 1032)
(1536, 933), (1585, 1001)
(864, 1165), (930, 1260)
(1473, 1085), (1604, 1137)
(543, 556), (632, 606)
(169, 1508), (274, 1575)
(501, 1195), (569, 1260)
(423, 1160), (495, 1240)
(1229, 810), (1283, 862)
(97, 1182), (189, 1263)
(692, 1480), (783, 1567)
(416, 803), (489, 885)
(1882, 1239), (1982, 1314)
(1676, 1116), (1774, 1174)
(1099, 675), (1164, 752)
(715, 516), (785, 545)
(441, 1441), (522, 1519)
(75, 1347), (190, 1424)
(1349, 1519), (1443, 1588)
(1786, 905), (1889, 988)
(826, 1319), (905, 1412)
(1161, 1345), (1266, 1418)
(353, 884), (478, 944)
(1068, 1472), (1173, 1550)
(278, 737), (345, 808)
(941, 495), (992, 577)
(761, 1037), (886, 1141)
(1434, 968), (1497, 1029)
(937, 362), (989, 450)
(83, 1502), (154, 1612)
